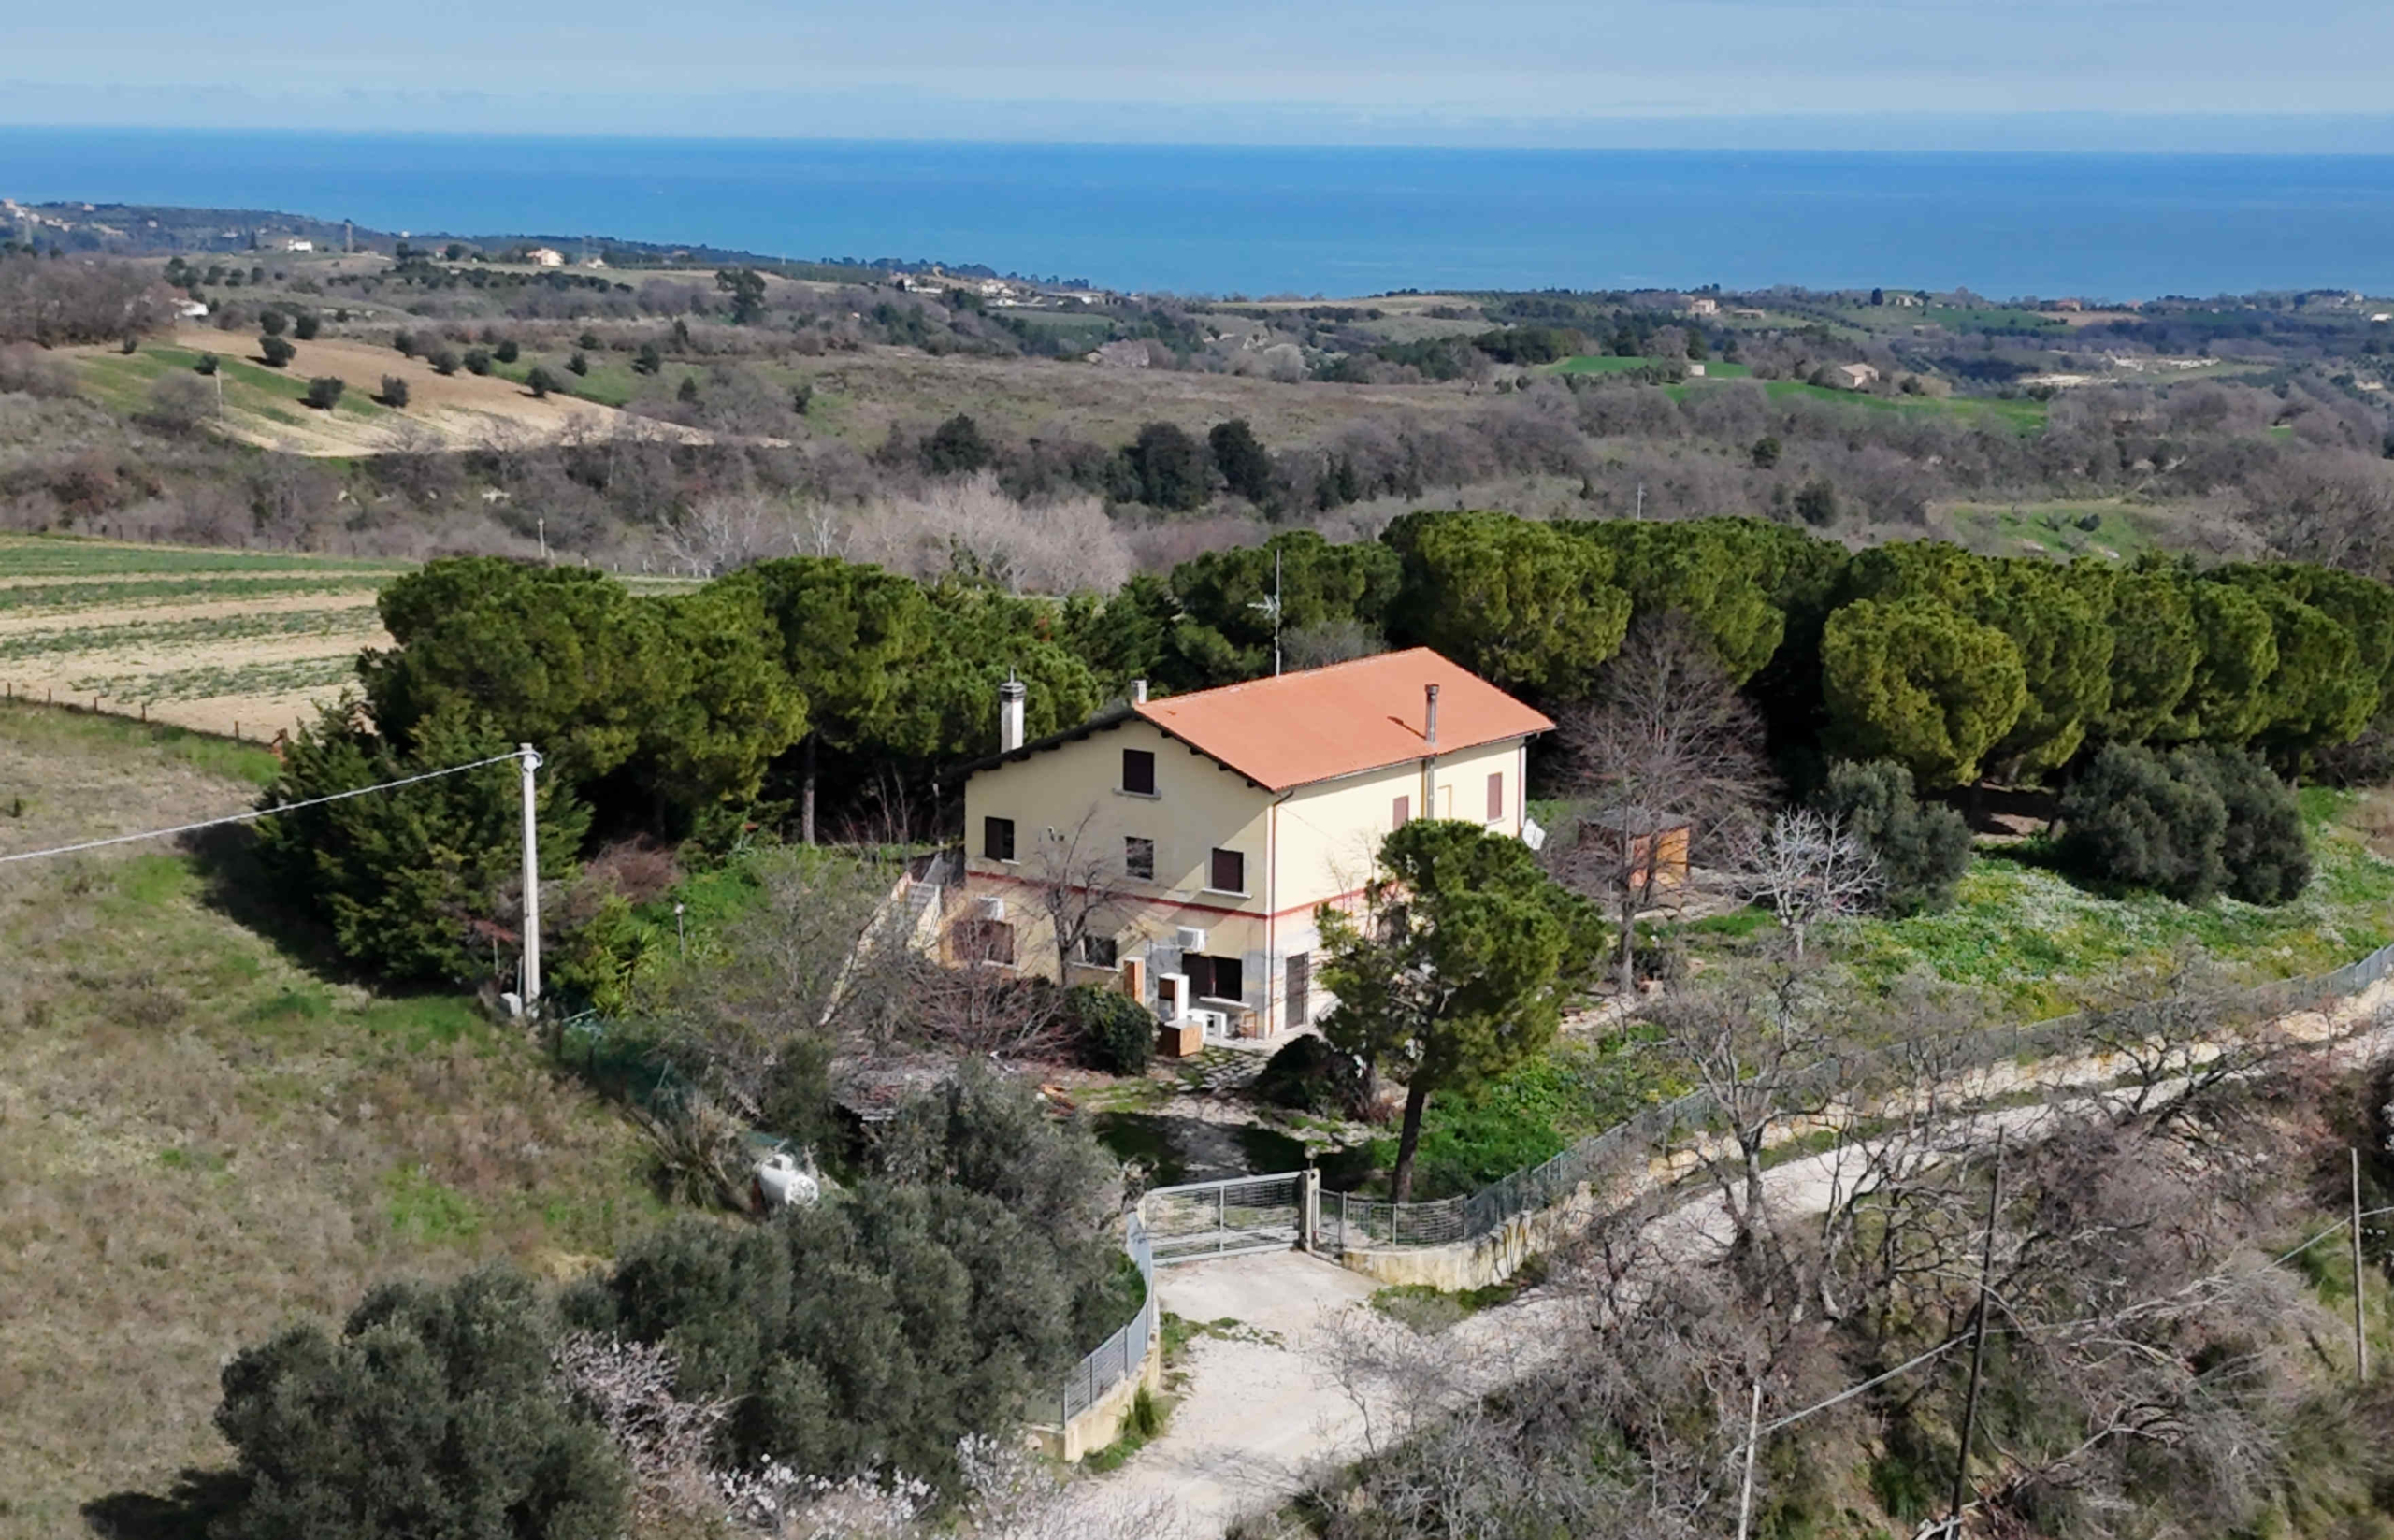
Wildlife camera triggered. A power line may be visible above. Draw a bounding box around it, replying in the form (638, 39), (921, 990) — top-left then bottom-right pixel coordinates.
(0, 750), (526, 866)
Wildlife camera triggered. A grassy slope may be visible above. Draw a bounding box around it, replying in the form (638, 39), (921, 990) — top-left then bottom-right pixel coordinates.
(1937, 498), (2166, 561)
(78, 344), (390, 425)
(0, 703), (661, 1533)
(1824, 788), (2394, 1019)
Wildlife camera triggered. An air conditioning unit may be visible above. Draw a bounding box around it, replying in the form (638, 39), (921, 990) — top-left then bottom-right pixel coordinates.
(1187, 1008), (1229, 1040)
(1175, 926), (1207, 953)
(1156, 971), (1190, 1021)
(976, 895), (1006, 921)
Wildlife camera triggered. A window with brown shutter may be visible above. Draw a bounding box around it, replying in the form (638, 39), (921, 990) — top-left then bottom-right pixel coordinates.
(1392, 795), (1410, 827)
(1121, 748), (1156, 796)
(1487, 771), (1504, 821)
(1208, 847), (1246, 894)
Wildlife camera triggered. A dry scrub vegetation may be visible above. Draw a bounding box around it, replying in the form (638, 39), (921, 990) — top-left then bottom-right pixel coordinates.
(0, 703), (660, 1534)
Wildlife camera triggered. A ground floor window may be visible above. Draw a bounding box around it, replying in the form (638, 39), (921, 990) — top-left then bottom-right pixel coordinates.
(1188, 952), (1243, 1003)
(1076, 933), (1119, 969)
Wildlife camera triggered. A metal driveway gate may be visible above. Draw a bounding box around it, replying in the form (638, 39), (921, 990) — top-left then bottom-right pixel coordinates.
(1146, 1172), (1309, 1263)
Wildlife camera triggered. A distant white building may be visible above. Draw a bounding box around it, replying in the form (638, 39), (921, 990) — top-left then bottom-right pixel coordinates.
(177, 299), (209, 319)
(526, 247), (567, 267)
(280, 238), (313, 252)
(1685, 296), (1719, 317)
(1830, 362), (1881, 391)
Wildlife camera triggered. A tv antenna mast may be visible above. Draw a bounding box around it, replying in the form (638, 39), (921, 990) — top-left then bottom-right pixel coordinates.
(1248, 547), (1284, 676)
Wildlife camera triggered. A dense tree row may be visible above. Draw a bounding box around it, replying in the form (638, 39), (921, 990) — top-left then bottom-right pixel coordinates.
(266, 513), (2394, 983)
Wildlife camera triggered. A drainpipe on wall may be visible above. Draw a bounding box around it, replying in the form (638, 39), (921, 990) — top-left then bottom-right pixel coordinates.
(1422, 683), (1440, 817)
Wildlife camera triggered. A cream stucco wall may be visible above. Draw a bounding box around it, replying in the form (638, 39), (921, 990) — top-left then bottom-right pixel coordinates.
(960, 718), (1536, 1038)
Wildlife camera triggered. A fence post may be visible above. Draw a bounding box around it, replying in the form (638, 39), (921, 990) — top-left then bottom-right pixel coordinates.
(1301, 1167), (1320, 1253)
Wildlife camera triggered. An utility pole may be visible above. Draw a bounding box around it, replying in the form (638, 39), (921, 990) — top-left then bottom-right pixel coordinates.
(538, 516), (549, 565)
(1734, 1378), (1764, 1540)
(2355, 1147), (2371, 1381)
(518, 744), (542, 1011)
(1635, 482), (1645, 520)
(1947, 1127), (2005, 1539)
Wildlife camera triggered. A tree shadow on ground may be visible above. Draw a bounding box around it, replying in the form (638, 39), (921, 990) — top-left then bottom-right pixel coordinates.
(180, 822), (351, 979)
(1949, 783), (2060, 839)
(82, 1469), (245, 1540)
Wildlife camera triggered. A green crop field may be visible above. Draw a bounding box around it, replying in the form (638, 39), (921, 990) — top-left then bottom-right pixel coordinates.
(78, 344), (391, 424)
(0, 535), (405, 579)
(0, 605), (382, 664)
(67, 655), (362, 705)
(0, 574), (391, 615)
(0, 536), (399, 736)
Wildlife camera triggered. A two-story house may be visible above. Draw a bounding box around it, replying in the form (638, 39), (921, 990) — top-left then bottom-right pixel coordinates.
(954, 649), (1552, 1041)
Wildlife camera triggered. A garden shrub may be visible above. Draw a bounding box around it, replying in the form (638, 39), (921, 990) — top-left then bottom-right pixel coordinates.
(570, 1067), (1120, 1495)
(2177, 743), (2312, 904)
(2057, 743), (2228, 902)
(1253, 1033), (1367, 1115)
(212, 1267), (626, 1540)
(2056, 743), (2309, 907)
(1813, 757), (1973, 914)
(1069, 984), (1156, 1075)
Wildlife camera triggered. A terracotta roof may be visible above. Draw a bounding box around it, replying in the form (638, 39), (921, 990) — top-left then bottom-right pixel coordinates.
(1132, 648), (1552, 792)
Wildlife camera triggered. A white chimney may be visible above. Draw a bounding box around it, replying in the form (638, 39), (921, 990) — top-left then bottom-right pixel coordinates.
(1130, 678), (1148, 704)
(998, 675), (1027, 753)
(1424, 683), (1440, 749)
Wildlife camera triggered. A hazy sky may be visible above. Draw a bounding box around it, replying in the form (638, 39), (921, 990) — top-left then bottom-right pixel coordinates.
(9, 0), (2394, 145)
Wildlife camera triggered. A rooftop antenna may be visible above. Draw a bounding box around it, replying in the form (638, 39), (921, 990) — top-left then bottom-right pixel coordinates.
(1247, 546), (1284, 676)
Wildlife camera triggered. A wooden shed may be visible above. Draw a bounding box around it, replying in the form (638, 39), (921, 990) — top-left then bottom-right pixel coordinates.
(1585, 806), (1694, 889)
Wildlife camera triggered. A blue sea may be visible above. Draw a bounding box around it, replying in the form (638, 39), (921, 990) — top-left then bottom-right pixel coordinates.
(6, 128), (2394, 300)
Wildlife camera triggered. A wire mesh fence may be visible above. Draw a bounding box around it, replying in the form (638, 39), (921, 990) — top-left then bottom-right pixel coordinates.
(1060, 1210), (1155, 1423)
(1335, 936), (2394, 1254)
(1049, 939), (2394, 1430)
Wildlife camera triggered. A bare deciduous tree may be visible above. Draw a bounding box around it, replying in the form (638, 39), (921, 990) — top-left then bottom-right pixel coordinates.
(1548, 612), (1773, 990)
(1022, 804), (1137, 983)
(1725, 808), (1881, 959)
